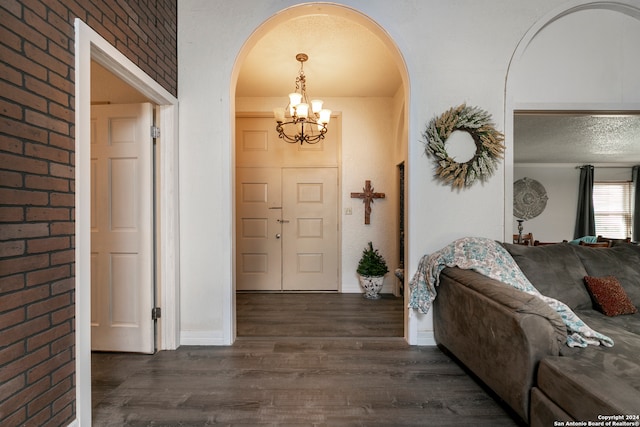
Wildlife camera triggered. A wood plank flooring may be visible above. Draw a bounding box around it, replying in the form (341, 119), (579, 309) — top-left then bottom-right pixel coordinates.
(236, 292), (404, 337)
(91, 293), (520, 426)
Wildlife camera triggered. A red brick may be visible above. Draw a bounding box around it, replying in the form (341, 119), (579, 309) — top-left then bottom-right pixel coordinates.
(24, 75), (69, 107)
(0, 377), (50, 422)
(27, 375), (71, 415)
(48, 132), (74, 151)
(50, 249), (73, 266)
(0, 254), (49, 277)
(47, 99), (74, 124)
(23, 43), (69, 80)
(25, 110), (69, 134)
(49, 221), (73, 236)
(0, 407), (27, 427)
(0, 49), (48, 91)
(0, 170), (23, 187)
(51, 386), (74, 416)
(27, 236), (69, 254)
(0, 274), (24, 292)
(50, 192), (73, 207)
(27, 349), (70, 383)
(26, 207), (70, 221)
(0, 98), (24, 120)
(0, 0), (22, 19)
(2, 8), (47, 49)
(25, 141), (70, 163)
(0, 346), (49, 384)
(24, 174), (69, 192)
(0, 375), (26, 406)
(51, 277), (73, 295)
(0, 222), (49, 240)
(0, 134), (24, 154)
(0, 116), (48, 145)
(27, 294), (71, 319)
(0, 206), (24, 222)
(0, 154), (49, 177)
(50, 331), (74, 355)
(0, 342), (25, 369)
(0, 314), (50, 348)
(49, 162), (73, 179)
(0, 239), (25, 257)
(0, 61), (22, 86)
(26, 265), (70, 287)
(0, 283), (49, 311)
(0, 307), (26, 332)
(51, 358), (74, 388)
(0, 188), (49, 205)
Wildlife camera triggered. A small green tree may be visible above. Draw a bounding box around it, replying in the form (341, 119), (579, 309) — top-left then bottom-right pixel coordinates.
(356, 242), (389, 277)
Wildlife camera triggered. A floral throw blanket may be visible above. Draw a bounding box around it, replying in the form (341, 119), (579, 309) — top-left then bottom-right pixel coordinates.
(408, 237), (614, 348)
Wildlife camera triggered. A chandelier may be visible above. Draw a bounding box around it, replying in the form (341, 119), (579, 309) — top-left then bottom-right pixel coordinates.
(273, 53), (331, 145)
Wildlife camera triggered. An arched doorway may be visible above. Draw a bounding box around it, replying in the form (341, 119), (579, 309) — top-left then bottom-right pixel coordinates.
(230, 4), (410, 339)
(504, 1), (640, 241)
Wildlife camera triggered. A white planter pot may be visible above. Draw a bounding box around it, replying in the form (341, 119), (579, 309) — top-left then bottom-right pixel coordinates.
(358, 275), (385, 299)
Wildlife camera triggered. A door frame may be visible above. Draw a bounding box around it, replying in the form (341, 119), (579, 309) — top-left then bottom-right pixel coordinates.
(74, 19), (180, 426)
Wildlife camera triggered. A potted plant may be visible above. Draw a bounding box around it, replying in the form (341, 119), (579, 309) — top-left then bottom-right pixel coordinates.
(357, 242), (389, 299)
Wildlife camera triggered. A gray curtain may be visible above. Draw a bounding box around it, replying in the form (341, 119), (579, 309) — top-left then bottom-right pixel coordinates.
(633, 165), (640, 242)
(574, 165), (595, 239)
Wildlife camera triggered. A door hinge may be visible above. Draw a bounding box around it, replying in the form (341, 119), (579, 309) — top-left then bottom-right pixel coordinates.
(151, 126), (160, 139)
(152, 307), (162, 320)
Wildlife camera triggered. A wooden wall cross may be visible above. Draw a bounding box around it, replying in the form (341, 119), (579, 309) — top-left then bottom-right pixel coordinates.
(350, 180), (385, 224)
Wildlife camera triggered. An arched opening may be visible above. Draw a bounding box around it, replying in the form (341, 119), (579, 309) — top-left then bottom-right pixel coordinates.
(230, 4), (410, 340)
(504, 1), (640, 242)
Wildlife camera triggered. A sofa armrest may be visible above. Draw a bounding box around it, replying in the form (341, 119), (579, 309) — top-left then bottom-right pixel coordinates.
(434, 267), (567, 423)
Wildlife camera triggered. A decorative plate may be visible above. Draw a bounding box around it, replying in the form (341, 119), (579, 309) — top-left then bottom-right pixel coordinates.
(513, 177), (548, 220)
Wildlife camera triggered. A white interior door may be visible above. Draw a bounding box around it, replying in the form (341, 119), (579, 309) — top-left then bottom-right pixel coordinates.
(91, 103), (155, 353)
(236, 167), (282, 291)
(282, 168), (339, 291)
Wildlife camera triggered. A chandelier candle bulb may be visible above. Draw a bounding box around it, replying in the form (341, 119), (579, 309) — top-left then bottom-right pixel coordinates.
(311, 99), (323, 113)
(289, 92), (302, 107)
(297, 103), (309, 119)
(319, 109), (331, 124)
(273, 108), (285, 123)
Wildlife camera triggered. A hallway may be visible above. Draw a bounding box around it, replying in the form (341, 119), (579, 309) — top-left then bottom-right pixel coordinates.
(91, 294), (519, 426)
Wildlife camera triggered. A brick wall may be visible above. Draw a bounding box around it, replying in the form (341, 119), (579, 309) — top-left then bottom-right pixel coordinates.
(0, 1), (177, 426)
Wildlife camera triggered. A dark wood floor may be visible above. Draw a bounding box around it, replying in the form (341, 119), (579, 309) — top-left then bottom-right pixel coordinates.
(236, 292), (404, 337)
(92, 293), (519, 426)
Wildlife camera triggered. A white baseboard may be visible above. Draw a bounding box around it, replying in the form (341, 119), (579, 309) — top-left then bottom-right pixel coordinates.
(417, 331), (437, 346)
(180, 330), (228, 346)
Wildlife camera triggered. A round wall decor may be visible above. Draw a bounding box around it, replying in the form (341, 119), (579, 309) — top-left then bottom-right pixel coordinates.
(423, 104), (505, 189)
(513, 177), (548, 220)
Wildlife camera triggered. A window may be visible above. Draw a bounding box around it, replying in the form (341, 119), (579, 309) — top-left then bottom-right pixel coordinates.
(593, 181), (632, 239)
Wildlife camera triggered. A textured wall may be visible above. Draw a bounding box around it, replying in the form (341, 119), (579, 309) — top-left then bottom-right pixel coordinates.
(0, 1), (177, 425)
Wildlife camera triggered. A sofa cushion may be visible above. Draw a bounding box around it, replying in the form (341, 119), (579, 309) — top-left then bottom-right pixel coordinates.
(584, 276), (638, 316)
(537, 355), (640, 420)
(502, 243), (592, 309)
(572, 244), (640, 307)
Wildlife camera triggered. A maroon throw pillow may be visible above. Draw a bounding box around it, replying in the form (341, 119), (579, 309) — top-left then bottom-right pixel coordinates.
(583, 276), (638, 317)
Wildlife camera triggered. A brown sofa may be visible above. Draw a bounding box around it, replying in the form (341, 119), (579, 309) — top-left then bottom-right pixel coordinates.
(433, 242), (640, 426)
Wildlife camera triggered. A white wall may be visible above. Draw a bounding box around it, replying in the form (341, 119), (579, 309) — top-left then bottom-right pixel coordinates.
(178, 0), (639, 345)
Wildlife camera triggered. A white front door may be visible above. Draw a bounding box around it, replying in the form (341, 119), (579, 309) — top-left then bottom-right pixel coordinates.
(91, 103), (155, 353)
(236, 167), (339, 291)
(282, 168), (338, 291)
(236, 167), (283, 291)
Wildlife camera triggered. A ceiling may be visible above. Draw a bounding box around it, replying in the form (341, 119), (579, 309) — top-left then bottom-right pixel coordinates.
(514, 113), (640, 164)
(236, 14), (402, 98)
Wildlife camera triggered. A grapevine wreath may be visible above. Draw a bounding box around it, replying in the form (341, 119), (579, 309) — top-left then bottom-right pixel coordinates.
(423, 104), (505, 189)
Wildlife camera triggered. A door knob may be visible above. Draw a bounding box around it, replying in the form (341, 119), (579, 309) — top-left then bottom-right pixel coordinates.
(277, 219), (290, 224)
(275, 233), (281, 239)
